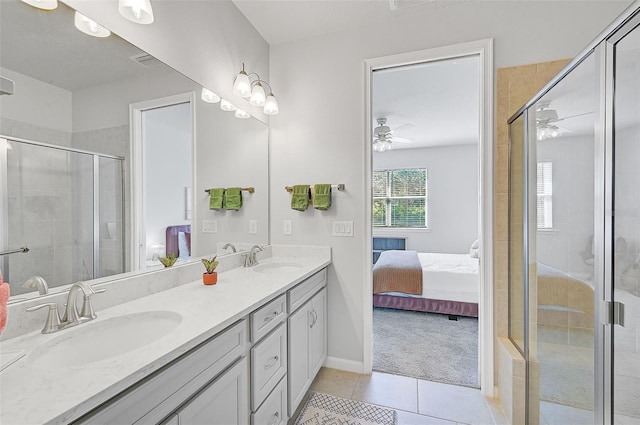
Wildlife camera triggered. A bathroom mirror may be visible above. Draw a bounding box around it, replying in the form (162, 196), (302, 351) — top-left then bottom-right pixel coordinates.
(0, 0), (269, 298)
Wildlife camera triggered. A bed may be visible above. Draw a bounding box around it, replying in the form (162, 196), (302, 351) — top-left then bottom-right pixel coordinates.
(373, 250), (479, 317)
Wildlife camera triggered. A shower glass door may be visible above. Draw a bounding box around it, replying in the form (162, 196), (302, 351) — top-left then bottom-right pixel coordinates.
(611, 18), (640, 425)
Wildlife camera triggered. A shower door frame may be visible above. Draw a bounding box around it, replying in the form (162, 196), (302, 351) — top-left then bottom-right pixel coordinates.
(0, 134), (125, 283)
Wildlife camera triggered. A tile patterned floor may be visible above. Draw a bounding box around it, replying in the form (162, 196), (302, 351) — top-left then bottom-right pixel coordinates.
(296, 367), (508, 425)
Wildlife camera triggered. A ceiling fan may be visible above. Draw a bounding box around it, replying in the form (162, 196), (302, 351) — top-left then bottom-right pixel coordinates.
(372, 118), (414, 152)
(536, 103), (591, 140)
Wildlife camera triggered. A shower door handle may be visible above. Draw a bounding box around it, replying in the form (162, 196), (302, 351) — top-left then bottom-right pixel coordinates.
(603, 300), (625, 327)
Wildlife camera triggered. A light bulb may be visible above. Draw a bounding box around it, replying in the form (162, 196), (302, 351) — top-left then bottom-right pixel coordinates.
(232, 65), (251, 98)
(220, 99), (236, 112)
(249, 82), (266, 107)
(263, 93), (279, 115)
(74, 12), (111, 38)
(20, 0), (58, 9)
(235, 109), (250, 119)
(201, 88), (220, 103)
(118, 0), (154, 24)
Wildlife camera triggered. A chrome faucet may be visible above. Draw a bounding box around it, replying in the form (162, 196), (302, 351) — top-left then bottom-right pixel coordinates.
(222, 243), (237, 253)
(27, 281), (105, 334)
(244, 245), (264, 267)
(22, 276), (49, 295)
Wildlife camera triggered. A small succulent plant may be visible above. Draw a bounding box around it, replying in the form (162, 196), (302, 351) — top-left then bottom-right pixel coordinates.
(159, 252), (177, 267)
(202, 256), (219, 274)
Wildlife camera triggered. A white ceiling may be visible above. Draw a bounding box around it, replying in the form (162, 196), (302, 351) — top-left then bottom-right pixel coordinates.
(232, 0), (468, 46)
(372, 56), (479, 149)
(0, 0), (169, 91)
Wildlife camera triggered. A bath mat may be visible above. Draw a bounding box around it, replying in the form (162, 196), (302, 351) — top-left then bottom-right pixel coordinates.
(294, 392), (397, 425)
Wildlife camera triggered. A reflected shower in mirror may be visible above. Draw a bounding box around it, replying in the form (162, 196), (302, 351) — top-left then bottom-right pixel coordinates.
(0, 0), (269, 298)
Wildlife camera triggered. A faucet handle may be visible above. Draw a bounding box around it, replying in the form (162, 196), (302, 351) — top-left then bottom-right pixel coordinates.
(80, 288), (106, 320)
(27, 303), (61, 334)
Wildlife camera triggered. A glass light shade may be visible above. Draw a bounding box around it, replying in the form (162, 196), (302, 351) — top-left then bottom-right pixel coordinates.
(235, 109), (250, 119)
(118, 0), (154, 24)
(263, 93), (279, 115)
(220, 99), (237, 112)
(74, 12), (111, 38)
(249, 83), (266, 107)
(233, 71), (251, 98)
(20, 0), (57, 10)
(201, 88), (220, 103)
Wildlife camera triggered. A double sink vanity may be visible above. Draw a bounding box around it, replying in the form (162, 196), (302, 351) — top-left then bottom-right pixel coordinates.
(0, 246), (331, 424)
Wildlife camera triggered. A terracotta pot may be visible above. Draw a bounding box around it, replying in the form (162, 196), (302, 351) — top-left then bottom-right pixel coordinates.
(203, 272), (218, 285)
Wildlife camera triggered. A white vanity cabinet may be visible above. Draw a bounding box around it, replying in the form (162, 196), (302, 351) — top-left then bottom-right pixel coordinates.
(287, 270), (327, 417)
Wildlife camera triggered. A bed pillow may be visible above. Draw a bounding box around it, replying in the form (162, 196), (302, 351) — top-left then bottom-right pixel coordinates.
(178, 231), (191, 259)
(470, 239), (479, 258)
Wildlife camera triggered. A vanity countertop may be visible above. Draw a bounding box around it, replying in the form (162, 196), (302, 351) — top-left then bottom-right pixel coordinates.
(0, 255), (330, 425)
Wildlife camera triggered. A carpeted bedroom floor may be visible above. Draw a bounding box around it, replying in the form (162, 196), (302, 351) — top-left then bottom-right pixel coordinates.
(373, 307), (479, 388)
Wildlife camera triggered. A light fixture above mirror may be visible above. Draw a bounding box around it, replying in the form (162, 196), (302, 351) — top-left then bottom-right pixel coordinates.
(233, 63), (279, 115)
(118, 0), (155, 24)
(74, 12), (111, 38)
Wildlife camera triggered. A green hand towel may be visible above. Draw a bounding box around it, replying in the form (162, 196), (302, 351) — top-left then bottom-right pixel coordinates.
(209, 188), (225, 210)
(313, 184), (332, 210)
(225, 187), (243, 210)
(291, 185), (310, 211)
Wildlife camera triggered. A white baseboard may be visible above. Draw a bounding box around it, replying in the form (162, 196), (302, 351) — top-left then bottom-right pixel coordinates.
(323, 356), (365, 374)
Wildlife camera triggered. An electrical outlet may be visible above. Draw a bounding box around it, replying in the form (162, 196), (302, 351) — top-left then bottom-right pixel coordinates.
(249, 219), (257, 234)
(283, 220), (292, 235)
(202, 219), (217, 233)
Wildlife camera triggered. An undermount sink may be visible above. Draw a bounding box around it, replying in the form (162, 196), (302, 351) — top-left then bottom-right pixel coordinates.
(253, 262), (304, 274)
(27, 311), (182, 369)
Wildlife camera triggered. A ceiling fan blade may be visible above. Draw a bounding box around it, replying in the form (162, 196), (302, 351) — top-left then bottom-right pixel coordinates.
(555, 111), (593, 122)
(392, 137), (413, 143)
(391, 122), (415, 134)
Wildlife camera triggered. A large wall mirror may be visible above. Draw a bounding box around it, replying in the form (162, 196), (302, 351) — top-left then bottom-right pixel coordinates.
(0, 0), (269, 298)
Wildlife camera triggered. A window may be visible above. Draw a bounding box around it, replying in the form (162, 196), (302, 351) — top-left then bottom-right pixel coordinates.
(537, 162), (553, 229)
(373, 168), (427, 228)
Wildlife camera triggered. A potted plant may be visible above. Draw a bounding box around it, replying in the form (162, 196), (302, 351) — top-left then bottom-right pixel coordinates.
(159, 252), (177, 267)
(202, 256), (219, 285)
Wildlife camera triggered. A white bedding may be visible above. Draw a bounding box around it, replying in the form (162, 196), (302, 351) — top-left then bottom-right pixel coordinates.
(381, 253), (479, 303)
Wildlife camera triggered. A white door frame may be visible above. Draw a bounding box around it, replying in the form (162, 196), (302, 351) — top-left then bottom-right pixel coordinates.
(363, 39), (495, 396)
(130, 92), (196, 271)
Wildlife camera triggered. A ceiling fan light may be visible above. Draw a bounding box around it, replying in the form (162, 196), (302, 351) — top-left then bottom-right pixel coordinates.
(201, 88), (220, 103)
(249, 82), (266, 107)
(74, 12), (111, 38)
(119, 0), (154, 24)
(220, 99), (236, 112)
(263, 93), (279, 115)
(20, 0), (57, 10)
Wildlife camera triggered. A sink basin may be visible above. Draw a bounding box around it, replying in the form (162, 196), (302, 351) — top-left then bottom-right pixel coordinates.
(253, 262), (304, 274)
(27, 311), (182, 369)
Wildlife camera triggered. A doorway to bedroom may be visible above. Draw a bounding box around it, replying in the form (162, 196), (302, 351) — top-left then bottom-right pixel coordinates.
(368, 50), (483, 389)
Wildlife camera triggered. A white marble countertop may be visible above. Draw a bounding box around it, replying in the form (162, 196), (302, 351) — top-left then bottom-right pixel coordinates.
(0, 255), (330, 425)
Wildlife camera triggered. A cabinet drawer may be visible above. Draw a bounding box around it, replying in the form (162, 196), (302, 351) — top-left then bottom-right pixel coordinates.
(288, 269), (326, 313)
(251, 294), (286, 342)
(75, 320), (248, 425)
(251, 323), (287, 411)
(251, 377), (287, 425)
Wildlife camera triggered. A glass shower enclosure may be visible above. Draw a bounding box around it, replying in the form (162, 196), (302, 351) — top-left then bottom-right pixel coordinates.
(0, 136), (124, 296)
(507, 3), (640, 424)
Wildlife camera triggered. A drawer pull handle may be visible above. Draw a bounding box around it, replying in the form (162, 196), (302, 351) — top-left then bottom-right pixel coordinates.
(264, 355), (279, 369)
(263, 311), (279, 322)
(269, 411), (280, 425)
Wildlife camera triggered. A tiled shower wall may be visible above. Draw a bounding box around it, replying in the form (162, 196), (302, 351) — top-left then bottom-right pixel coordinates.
(494, 59), (570, 425)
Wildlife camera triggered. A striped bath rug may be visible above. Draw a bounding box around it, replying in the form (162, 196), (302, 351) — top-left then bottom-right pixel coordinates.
(294, 392), (397, 425)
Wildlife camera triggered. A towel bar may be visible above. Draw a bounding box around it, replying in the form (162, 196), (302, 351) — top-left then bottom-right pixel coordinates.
(204, 187), (255, 194)
(285, 184), (345, 193)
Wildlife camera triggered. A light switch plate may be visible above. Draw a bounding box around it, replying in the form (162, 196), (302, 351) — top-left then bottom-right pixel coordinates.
(202, 219), (217, 233)
(249, 220), (257, 234)
(332, 221), (354, 237)
(283, 220), (292, 235)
